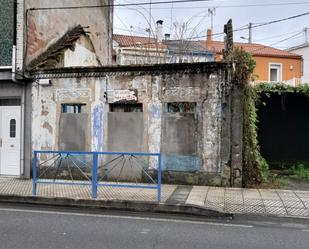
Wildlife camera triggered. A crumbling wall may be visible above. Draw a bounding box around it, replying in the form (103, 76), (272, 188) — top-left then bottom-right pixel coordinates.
(31, 63), (243, 186)
(25, 0), (112, 65)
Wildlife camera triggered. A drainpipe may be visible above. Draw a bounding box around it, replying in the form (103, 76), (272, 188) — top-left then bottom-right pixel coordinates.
(12, 45), (26, 177)
(12, 1), (26, 177)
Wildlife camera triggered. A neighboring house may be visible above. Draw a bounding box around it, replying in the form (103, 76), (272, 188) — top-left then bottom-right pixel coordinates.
(113, 34), (214, 65)
(163, 39), (214, 63)
(288, 43), (309, 83)
(204, 30), (302, 86)
(0, 0), (31, 177)
(113, 30), (302, 86)
(113, 34), (167, 65)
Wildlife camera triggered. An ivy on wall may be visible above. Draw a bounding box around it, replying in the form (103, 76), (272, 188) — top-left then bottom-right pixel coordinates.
(228, 48), (309, 186)
(243, 85), (269, 186)
(228, 47), (269, 186)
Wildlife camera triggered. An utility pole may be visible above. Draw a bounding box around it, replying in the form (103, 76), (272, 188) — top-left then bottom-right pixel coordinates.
(248, 22), (252, 44)
(208, 8), (216, 35)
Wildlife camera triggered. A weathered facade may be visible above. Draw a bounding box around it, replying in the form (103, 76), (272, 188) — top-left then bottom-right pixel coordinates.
(25, 0), (113, 66)
(0, 0), (113, 178)
(5, 1), (244, 186)
(28, 61), (243, 186)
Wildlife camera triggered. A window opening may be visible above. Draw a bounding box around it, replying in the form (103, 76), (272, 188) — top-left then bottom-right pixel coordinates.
(166, 102), (196, 113)
(61, 104), (86, 113)
(0, 99), (21, 106)
(269, 64), (282, 82)
(110, 103), (143, 112)
(10, 119), (16, 138)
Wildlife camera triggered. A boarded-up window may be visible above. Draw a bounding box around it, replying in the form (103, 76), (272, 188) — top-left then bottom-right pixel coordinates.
(110, 103), (143, 112)
(59, 104), (88, 151)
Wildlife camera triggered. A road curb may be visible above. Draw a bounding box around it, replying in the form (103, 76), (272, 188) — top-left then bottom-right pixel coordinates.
(0, 194), (231, 218)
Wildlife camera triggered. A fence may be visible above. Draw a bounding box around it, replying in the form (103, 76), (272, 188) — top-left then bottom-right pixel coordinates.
(32, 151), (162, 202)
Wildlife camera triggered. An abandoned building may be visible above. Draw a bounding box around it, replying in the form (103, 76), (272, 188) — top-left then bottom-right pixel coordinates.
(1, 0), (245, 187)
(29, 62), (243, 186)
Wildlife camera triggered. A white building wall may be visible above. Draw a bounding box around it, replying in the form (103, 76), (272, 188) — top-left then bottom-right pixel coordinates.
(16, 0), (24, 71)
(290, 45), (309, 83)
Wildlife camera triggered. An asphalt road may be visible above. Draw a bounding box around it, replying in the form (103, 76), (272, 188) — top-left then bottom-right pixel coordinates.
(0, 204), (309, 249)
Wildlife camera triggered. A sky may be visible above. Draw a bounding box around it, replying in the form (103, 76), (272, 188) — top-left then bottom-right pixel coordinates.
(113, 0), (309, 49)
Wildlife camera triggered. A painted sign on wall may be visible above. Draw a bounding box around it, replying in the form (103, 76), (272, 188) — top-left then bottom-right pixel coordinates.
(108, 89), (138, 103)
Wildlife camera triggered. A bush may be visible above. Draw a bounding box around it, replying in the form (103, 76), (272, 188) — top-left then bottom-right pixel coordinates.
(290, 164), (309, 180)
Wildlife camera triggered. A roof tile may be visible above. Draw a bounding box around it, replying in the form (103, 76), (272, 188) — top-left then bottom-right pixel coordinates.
(113, 34), (166, 49)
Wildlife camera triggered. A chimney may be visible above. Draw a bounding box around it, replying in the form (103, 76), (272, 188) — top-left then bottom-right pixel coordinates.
(206, 29), (212, 50)
(156, 20), (164, 41)
(164, 33), (170, 40)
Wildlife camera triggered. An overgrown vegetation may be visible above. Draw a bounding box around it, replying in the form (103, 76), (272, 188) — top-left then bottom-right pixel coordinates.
(255, 82), (309, 97)
(290, 164), (309, 181)
(228, 48), (309, 187)
(228, 47), (269, 187)
(243, 85), (269, 186)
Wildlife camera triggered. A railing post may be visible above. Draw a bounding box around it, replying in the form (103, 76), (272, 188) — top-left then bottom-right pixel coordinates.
(32, 151), (37, 196)
(92, 153), (98, 199)
(157, 154), (162, 203)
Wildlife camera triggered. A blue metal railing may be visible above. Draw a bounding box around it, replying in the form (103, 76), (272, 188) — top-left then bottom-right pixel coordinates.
(32, 150), (162, 202)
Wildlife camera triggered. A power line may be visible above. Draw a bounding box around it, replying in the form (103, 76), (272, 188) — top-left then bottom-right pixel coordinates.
(190, 11), (309, 39)
(250, 32), (304, 53)
(254, 30), (303, 43)
(122, 1), (309, 10)
(28, 0), (216, 11)
(253, 12), (309, 29)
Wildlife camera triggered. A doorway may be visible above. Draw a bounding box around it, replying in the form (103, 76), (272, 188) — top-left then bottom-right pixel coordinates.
(0, 100), (21, 176)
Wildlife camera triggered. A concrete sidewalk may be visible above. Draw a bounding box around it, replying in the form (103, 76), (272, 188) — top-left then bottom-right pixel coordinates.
(0, 177), (308, 218)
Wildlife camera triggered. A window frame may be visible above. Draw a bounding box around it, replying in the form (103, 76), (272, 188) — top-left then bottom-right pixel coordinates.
(61, 103), (86, 114)
(268, 63), (282, 82)
(165, 102), (197, 113)
(9, 119), (16, 138)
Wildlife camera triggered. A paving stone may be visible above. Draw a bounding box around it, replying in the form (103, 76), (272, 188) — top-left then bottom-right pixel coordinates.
(263, 200), (285, 207)
(281, 200), (305, 208)
(286, 208), (309, 217)
(265, 206), (287, 215)
(1, 177), (309, 218)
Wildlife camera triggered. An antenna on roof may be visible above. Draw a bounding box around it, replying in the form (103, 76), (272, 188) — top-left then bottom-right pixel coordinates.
(208, 8), (216, 36)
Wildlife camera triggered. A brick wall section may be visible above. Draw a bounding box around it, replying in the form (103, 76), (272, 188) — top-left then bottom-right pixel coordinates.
(26, 17), (46, 56)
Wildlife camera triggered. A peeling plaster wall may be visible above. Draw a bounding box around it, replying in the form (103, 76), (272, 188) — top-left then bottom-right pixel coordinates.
(31, 63), (242, 185)
(91, 78), (106, 152)
(32, 84), (57, 152)
(203, 73), (224, 173)
(32, 77), (96, 154)
(25, 0), (113, 65)
(64, 36), (100, 67)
